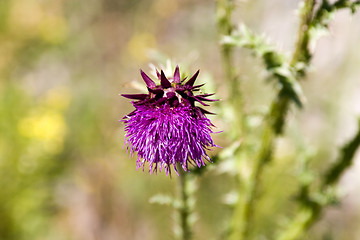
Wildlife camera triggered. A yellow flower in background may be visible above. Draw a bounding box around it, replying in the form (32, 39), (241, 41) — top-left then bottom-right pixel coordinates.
(18, 87), (71, 154)
(19, 110), (66, 154)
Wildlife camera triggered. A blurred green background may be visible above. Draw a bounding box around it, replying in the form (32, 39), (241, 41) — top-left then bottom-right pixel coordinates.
(0, 0), (360, 239)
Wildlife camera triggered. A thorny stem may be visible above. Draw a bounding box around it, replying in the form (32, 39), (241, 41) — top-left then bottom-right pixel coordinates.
(291, 0), (315, 66)
(216, 1), (248, 238)
(240, 126), (274, 238)
(177, 169), (192, 240)
(238, 0), (316, 239)
(323, 121), (360, 186)
(217, 0), (359, 239)
(216, 0), (245, 136)
(274, 1), (360, 239)
(276, 119), (360, 240)
(215, 0), (360, 239)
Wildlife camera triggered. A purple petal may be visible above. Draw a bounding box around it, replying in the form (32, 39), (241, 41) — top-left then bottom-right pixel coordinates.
(191, 96), (210, 106)
(198, 107), (215, 115)
(148, 87), (163, 95)
(175, 90), (188, 99)
(173, 65), (180, 83)
(195, 94), (219, 102)
(172, 99), (179, 106)
(160, 70), (171, 88)
(195, 96), (219, 102)
(122, 104), (218, 175)
(191, 83), (205, 90)
(121, 94), (148, 100)
(156, 97), (167, 104)
(156, 69), (161, 79)
(198, 93), (215, 97)
(185, 70), (200, 86)
(121, 110), (137, 119)
(140, 69), (156, 89)
(166, 92), (176, 98)
(121, 67), (219, 176)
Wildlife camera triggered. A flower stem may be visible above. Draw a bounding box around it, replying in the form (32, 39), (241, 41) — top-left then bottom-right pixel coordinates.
(233, 1), (316, 239)
(216, 0), (245, 135)
(276, 119), (360, 240)
(216, 2), (249, 236)
(291, 0), (315, 66)
(177, 169), (192, 240)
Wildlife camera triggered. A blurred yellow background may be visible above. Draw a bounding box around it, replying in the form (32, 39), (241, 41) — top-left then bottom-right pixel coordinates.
(0, 0), (360, 239)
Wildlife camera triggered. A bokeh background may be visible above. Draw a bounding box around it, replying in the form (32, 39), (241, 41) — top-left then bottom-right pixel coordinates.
(0, 0), (360, 239)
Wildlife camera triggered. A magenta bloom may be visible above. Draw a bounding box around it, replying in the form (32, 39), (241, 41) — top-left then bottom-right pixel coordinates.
(122, 66), (218, 175)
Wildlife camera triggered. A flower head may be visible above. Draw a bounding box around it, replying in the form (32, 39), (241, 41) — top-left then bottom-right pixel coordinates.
(121, 66), (218, 175)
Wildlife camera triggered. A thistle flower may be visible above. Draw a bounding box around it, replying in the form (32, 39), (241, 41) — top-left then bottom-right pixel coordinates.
(121, 66), (218, 175)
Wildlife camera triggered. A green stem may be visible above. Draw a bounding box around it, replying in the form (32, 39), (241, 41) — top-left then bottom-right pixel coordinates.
(276, 119), (360, 240)
(275, 2), (360, 239)
(276, 207), (318, 240)
(291, 0), (315, 66)
(323, 120), (360, 186)
(177, 169), (192, 240)
(235, 1), (316, 239)
(216, 1), (249, 238)
(216, 0), (244, 135)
